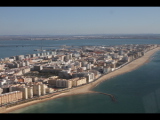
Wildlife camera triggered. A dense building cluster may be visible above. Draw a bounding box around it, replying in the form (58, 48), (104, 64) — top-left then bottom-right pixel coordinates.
(0, 44), (158, 106)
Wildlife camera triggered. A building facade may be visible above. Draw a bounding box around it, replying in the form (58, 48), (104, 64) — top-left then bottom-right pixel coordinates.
(33, 84), (41, 96)
(0, 91), (22, 106)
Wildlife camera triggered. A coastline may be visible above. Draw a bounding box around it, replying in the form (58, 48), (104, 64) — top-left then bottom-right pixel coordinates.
(2, 47), (160, 113)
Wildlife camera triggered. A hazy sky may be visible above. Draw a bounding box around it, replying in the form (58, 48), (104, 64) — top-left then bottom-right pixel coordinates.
(0, 7), (160, 35)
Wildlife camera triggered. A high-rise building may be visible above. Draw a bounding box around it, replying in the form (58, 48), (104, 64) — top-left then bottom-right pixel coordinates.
(48, 79), (57, 87)
(16, 55), (24, 61)
(40, 84), (47, 95)
(33, 84), (41, 96)
(0, 91), (22, 106)
(46, 88), (54, 93)
(31, 54), (36, 58)
(27, 87), (33, 98)
(19, 87), (28, 99)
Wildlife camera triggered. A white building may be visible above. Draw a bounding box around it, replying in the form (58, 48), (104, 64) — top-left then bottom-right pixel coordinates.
(19, 87), (28, 100)
(86, 72), (95, 83)
(0, 79), (7, 87)
(41, 84), (47, 95)
(103, 66), (111, 73)
(46, 88), (54, 93)
(16, 55), (24, 61)
(33, 84), (41, 96)
(72, 77), (87, 87)
(86, 63), (92, 70)
(22, 68), (30, 74)
(27, 87), (33, 98)
(20, 61), (26, 67)
(0, 91), (22, 105)
(9, 85), (30, 101)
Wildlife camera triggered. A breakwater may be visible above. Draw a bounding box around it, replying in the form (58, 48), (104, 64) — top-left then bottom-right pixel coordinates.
(90, 91), (116, 102)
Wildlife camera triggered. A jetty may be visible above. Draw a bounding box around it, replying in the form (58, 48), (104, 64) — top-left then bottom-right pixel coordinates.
(90, 91), (116, 102)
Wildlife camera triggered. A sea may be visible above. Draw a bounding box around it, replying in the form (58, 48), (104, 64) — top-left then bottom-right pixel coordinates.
(1, 39), (160, 113)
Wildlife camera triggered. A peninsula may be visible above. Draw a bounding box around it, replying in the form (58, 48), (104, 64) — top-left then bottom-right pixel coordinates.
(0, 44), (159, 113)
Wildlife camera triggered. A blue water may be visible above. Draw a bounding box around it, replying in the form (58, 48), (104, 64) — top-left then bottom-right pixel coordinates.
(1, 39), (160, 113)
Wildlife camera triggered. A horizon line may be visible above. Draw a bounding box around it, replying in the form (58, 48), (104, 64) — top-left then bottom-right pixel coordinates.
(0, 33), (160, 36)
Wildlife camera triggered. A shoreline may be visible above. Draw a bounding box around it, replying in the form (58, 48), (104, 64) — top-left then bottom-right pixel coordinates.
(2, 47), (160, 113)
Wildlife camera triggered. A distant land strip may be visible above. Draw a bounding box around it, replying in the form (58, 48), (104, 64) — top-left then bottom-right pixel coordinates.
(0, 34), (160, 40)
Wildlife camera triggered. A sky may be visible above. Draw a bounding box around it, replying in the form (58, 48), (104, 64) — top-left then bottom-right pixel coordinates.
(0, 7), (160, 35)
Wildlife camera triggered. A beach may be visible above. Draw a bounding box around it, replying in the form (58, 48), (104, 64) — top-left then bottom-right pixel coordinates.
(2, 47), (160, 113)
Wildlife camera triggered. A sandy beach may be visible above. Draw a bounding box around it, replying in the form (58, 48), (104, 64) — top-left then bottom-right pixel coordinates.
(2, 47), (160, 113)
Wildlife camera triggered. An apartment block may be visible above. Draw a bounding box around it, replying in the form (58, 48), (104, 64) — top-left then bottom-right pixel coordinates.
(86, 73), (95, 83)
(41, 84), (47, 95)
(19, 87), (28, 99)
(48, 79), (57, 87)
(54, 79), (73, 88)
(46, 88), (54, 93)
(72, 77), (87, 87)
(33, 84), (41, 96)
(56, 79), (67, 88)
(0, 91), (22, 106)
(27, 87), (33, 98)
(22, 68), (30, 74)
(16, 55), (24, 61)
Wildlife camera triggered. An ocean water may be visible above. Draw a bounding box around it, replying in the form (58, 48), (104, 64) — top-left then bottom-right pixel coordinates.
(1, 39), (160, 113)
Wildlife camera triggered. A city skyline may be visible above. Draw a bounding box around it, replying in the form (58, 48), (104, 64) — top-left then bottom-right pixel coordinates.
(0, 7), (160, 35)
